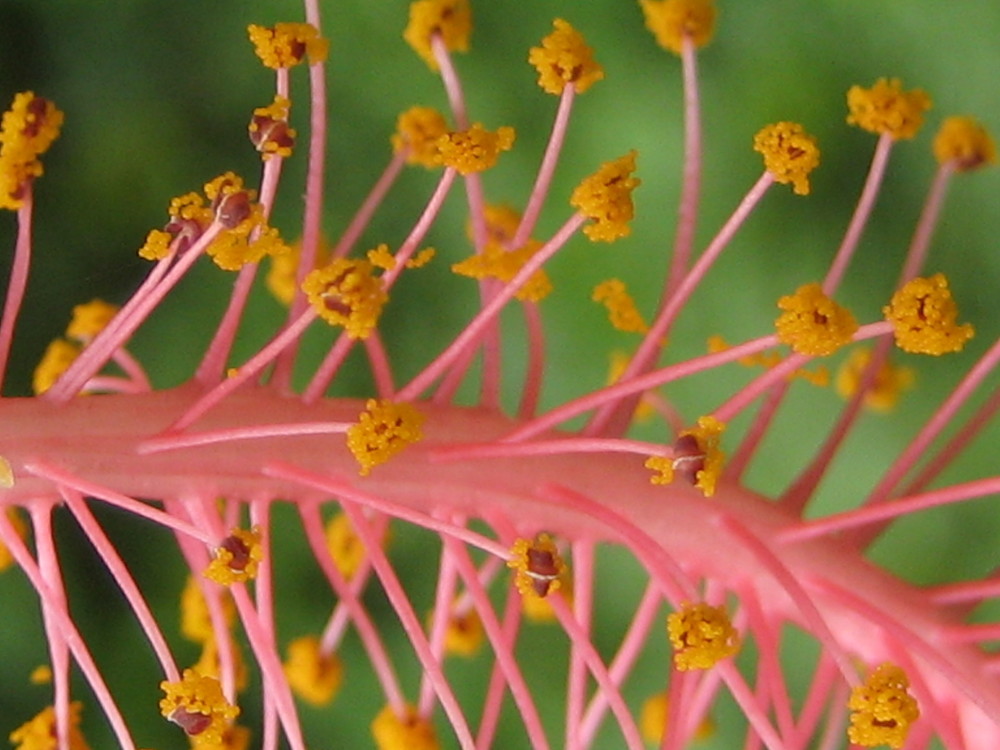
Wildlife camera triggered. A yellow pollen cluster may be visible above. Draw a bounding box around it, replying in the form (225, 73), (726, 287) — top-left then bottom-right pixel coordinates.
(775, 283), (858, 357)
(707, 335), (829, 386)
(507, 533), (568, 599)
(32, 339), (81, 396)
(9, 702), (91, 750)
(570, 150), (641, 242)
(248, 96), (296, 160)
(403, 0), (472, 71)
(346, 399), (426, 476)
(753, 122), (821, 196)
(933, 116), (997, 171)
(392, 107), (450, 168)
(846, 78), (931, 140)
(0, 508), (27, 572)
(645, 415), (726, 497)
(204, 526), (264, 586)
(159, 669), (240, 746)
(371, 704), (441, 750)
(428, 607), (485, 657)
(266, 238), (329, 306)
(666, 602), (740, 671)
(592, 279), (649, 333)
(847, 663), (920, 749)
(835, 347), (914, 413)
(302, 258), (388, 339)
(247, 22), (329, 69)
(452, 240), (553, 302)
(325, 512), (366, 580)
(639, 0), (717, 55)
(528, 19), (605, 96)
(283, 635), (343, 706)
(436, 124), (515, 175)
(476, 204), (522, 245)
(66, 299), (119, 342)
(883, 273), (974, 355)
(367, 244), (435, 271)
(0, 92), (64, 211)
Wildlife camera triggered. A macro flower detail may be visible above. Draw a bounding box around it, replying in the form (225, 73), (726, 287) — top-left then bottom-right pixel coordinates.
(435, 123), (515, 175)
(847, 663), (920, 749)
(391, 106), (450, 168)
(508, 533), (567, 598)
(529, 19), (605, 95)
(592, 278), (649, 333)
(570, 150), (640, 241)
(346, 399), (425, 475)
(371, 704), (440, 750)
(325, 511), (366, 579)
(248, 96), (296, 160)
(32, 338), (80, 395)
(836, 346), (914, 412)
(883, 273), (974, 355)
(933, 115), (998, 171)
(159, 669), (240, 744)
(283, 636), (343, 706)
(247, 22), (329, 69)
(639, 0), (717, 54)
(65, 299), (119, 343)
(753, 121), (821, 195)
(204, 526), (264, 585)
(645, 415), (726, 497)
(302, 257), (387, 338)
(9, 702), (90, 750)
(847, 78), (931, 140)
(666, 602), (740, 671)
(452, 240), (552, 302)
(0, 92), (63, 210)
(775, 282), (859, 356)
(439, 609), (485, 657)
(403, 0), (472, 71)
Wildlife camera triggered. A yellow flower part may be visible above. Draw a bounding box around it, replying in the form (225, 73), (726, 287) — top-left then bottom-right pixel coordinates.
(325, 512), (366, 580)
(248, 96), (296, 160)
(391, 107), (450, 168)
(775, 283), (858, 357)
(346, 399), (425, 476)
(667, 602), (740, 671)
(159, 669), (240, 745)
(836, 347), (914, 413)
(639, 0), (717, 55)
(138, 229), (173, 261)
(646, 415), (726, 497)
(427, 608), (485, 657)
(592, 279), (649, 333)
(933, 116), (997, 171)
(403, 0), (472, 71)
(284, 636), (343, 706)
(193, 637), (249, 693)
(190, 723), (252, 750)
(29, 665), (52, 685)
(371, 704), (440, 750)
(639, 691), (715, 744)
(521, 574), (573, 623)
(846, 78), (931, 140)
(247, 22), (329, 69)
(475, 204), (522, 246)
(203, 526), (264, 586)
(753, 122), (821, 196)
(436, 123), (515, 175)
(847, 663), (920, 749)
(0, 456), (12, 489)
(884, 273), (974, 355)
(452, 240), (553, 302)
(570, 150), (641, 242)
(180, 575), (235, 643)
(0, 92), (64, 211)
(1, 507), (28, 572)
(265, 238), (329, 307)
(302, 258), (388, 339)
(33, 338), (81, 395)
(9, 702), (91, 750)
(507, 533), (567, 599)
(528, 19), (605, 96)
(66, 299), (119, 342)
(366, 244), (436, 272)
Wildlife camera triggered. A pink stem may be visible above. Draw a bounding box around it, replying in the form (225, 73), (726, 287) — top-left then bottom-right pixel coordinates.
(0, 190), (33, 391)
(565, 539), (594, 748)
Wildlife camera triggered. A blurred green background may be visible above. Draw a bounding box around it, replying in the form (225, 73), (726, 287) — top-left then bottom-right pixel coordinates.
(2, 0), (1000, 747)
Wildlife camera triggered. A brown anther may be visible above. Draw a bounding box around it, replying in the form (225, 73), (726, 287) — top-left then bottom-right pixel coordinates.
(249, 115), (295, 155)
(219, 533), (251, 572)
(22, 96), (52, 138)
(163, 217), (205, 255)
(213, 190), (252, 229)
(525, 545), (561, 597)
(169, 707), (213, 736)
(671, 433), (706, 485)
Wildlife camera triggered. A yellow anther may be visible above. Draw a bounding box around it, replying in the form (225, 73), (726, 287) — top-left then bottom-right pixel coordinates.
(346, 399), (425, 476)
(753, 122), (821, 196)
(570, 151), (641, 242)
(846, 78), (931, 140)
(775, 283), (858, 356)
(436, 123), (515, 175)
(403, 0), (472, 71)
(645, 415), (726, 498)
(933, 116), (997, 171)
(666, 602), (740, 671)
(203, 526), (264, 586)
(639, 0), (718, 55)
(883, 273), (974, 355)
(847, 663), (920, 749)
(302, 258), (388, 339)
(284, 636), (343, 706)
(528, 19), (604, 95)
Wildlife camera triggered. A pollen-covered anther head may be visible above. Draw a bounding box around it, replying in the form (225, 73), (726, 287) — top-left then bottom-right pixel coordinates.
(592, 278), (649, 333)
(883, 273), (974, 355)
(404, 0), (472, 71)
(284, 635), (343, 707)
(302, 258), (388, 340)
(66, 299), (119, 343)
(775, 282), (858, 356)
(205, 172), (254, 229)
(836, 347), (914, 413)
(666, 602), (740, 671)
(507, 533), (567, 598)
(392, 106), (450, 168)
(933, 116), (997, 172)
(159, 668), (240, 745)
(247, 22), (329, 69)
(372, 704), (440, 750)
(753, 121), (821, 196)
(346, 399), (425, 476)
(32, 338), (81, 395)
(639, 0), (717, 55)
(427, 607), (485, 657)
(847, 78), (931, 141)
(847, 662), (920, 749)
(570, 150), (641, 242)
(0, 92), (64, 210)
(529, 19), (605, 96)
(248, 96), (296, 160)
(204, 526), (263, 585)
(645, 415), (726, 497)
(9, 702), (89, 750)
(435, 123), (515, 175)
(452, 240), (553, 302)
